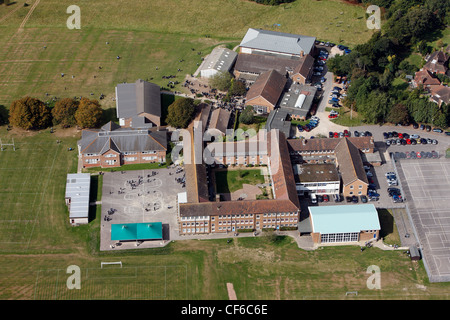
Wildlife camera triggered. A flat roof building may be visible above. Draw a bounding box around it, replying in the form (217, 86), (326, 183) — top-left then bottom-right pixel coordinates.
(65, 173), (91, 226)
(200, 47), (238, 79)
(111, 222), (163, 241)
(309, 204), (381, 244)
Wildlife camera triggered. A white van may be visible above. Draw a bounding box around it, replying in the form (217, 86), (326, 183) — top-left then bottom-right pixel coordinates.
(311, 193), (317, 204)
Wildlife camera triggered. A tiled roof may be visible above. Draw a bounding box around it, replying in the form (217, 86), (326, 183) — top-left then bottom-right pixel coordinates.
(115, 79), (161, 119)
(246, 69), (287, 106)
(334, 138), (368, 186)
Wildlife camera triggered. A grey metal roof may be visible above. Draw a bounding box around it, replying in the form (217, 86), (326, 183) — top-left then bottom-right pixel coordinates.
(201, 47), (237, 73)
(78, 122), (167, 154)
(240, 28), (316, 56)
(265, 109), (292, 138)
(278, 83), (316, 118)
(115, 79), (161, 119)
(65, 173), (90, 219)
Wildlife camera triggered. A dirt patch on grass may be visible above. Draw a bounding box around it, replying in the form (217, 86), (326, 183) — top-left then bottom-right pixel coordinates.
(217, 245), (275, 264)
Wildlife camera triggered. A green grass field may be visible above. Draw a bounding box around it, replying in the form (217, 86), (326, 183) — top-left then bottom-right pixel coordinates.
(0, 0), (374, 109)
(215, 168), (265, 193)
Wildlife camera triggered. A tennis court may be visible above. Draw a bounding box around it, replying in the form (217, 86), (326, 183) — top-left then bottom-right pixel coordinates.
(397, 159), (450, 282)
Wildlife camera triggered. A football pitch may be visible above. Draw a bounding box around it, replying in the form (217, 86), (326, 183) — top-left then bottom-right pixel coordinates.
(34, 265), (188, 300)
(0, 128), (79, 253)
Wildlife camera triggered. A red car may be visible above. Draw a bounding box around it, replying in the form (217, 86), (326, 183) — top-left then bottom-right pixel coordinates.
(398, 133), (403, 139)
(416, 152), (421, 158)
(333, 132), (339, 138)
(343, 129), (349, 137)
(323, 195), (329, 202)
(328, 114), (338, 119)
(406, 139), (411, 145)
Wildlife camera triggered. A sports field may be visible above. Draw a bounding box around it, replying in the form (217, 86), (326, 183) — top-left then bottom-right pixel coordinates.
(0, 0), (374, 108)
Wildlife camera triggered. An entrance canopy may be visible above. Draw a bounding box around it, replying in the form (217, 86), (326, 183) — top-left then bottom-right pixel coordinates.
(111, 222), (163, 241)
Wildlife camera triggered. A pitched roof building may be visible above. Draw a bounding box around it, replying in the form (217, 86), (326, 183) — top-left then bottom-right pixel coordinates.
(424, 50), (449, 75)
(77, 121), (167, 168)
(245, 69), (287, 114)
(413, 69), (441, 90)
(115, 79), (162, 128)
(430, 85), (450, 106)
(199, 46), (238, 79)
(239, 28), (316, 58)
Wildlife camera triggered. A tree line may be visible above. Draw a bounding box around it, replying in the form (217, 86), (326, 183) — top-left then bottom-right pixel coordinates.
(7, 96), (104, 130)
(327, 0), (450, 128)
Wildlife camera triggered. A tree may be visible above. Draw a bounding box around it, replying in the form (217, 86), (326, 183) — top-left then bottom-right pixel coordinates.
(230, 79), (247, 96)
(239, 105), (254, 125)
(209, 71), (233, 91)
(74, 98), (103, 128)
(52, 98), (79, 127)
(9, 96), (52, 130)
(166, 97), (196, 129)
(387, 103), (410, 125)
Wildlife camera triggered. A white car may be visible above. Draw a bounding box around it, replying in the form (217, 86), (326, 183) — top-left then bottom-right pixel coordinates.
(385, 172), (395, 177)
(410, 134), (420, 139)
(310, 116), (320, 121)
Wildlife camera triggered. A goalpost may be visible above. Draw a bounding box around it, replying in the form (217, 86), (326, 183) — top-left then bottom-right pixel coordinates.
(101, 261), (122, 269)
(0, 138), (16, 151)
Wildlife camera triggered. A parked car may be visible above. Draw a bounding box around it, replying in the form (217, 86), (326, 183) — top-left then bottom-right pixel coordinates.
(343, 129), (350, 137)
(329, 131), (334, 138)
(313, 72), (322, 76)
(410, 134), (419, 139)
(432, 128), (443, 133)
(426, 125), (431, 132)
(351, 195), (358, 203)
(346, 196), (352, 203)
(360, 195), (368, 203)
(328, 114), (338, 119)
(354, 131), (360, 137)
(323, 194), (329, 202)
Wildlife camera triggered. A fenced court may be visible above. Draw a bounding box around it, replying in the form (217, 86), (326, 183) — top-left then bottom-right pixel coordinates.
(33, 265), (188, 300)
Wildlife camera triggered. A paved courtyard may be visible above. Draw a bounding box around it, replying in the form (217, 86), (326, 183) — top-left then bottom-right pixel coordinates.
(396, 159), (450, 282)
(99, 167), (185, 251)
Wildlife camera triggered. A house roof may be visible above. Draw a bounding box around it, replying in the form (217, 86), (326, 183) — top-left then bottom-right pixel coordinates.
(208, 108), (231, 134)
(414, 69), (441, 86)
(240, 28), (316, 56)
(430, 85), (450, 105)
(115, 79), (161, 119)
(78, 121), (167, 155)
(309, 204), (380, 234)
(234, 52), (304, 76)
(246, 69), (287, 107)
(292, 54), (314, 78)
(286, 136), (373, 153)
(334, 138), (368, 186)
(180, 129), (300, 217)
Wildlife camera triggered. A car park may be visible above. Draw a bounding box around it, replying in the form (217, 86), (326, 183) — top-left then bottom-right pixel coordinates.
(410, 134), (419, 139)
(333, 132), (339, 138)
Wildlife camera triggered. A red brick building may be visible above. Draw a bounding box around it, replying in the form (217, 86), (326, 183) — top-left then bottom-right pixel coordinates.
(78, 121), (167, 169)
